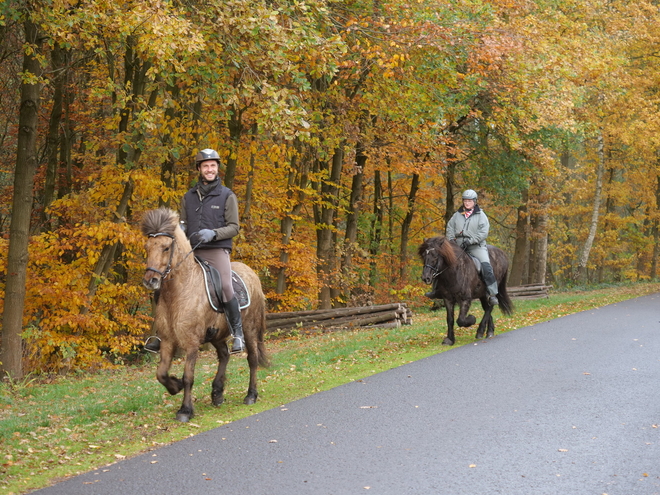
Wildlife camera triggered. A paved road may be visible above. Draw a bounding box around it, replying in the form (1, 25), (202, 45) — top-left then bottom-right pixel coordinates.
(33, 294), (660, 495)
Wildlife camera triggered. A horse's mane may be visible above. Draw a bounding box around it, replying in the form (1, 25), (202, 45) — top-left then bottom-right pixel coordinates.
(418, 236), (458, 266)
(141, 207), (179, 237)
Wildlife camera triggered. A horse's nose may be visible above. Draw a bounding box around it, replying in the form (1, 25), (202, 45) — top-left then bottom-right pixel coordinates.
(143, 276), (161, 291)
(421, 270), (432, 284)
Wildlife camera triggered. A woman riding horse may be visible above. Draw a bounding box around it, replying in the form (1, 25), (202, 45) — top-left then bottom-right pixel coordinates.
(426, 189), (499, 306)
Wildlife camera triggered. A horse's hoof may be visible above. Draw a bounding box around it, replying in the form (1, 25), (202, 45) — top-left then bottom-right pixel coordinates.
(176, 413), (192, 423)
(176, 407), (194, 422)
(212, 394), (224, 407)
(442, 338), (455, 346)
(243, 395), (258, 405)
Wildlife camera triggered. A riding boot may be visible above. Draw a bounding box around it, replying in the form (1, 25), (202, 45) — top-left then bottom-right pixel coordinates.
(480, 262), (499, 306)
(225, 296), (245, 354)
(144, 336), (161, 353)
(144, 289), (162, 352)
(424, 280), (442, 299)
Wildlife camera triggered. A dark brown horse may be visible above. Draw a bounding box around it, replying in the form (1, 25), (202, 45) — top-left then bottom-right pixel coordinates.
(418, 236), (513, 345)
(141, 208), (270, 422)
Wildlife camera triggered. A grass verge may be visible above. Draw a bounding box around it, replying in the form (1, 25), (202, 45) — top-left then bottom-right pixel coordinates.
(1, 282), (659, 494)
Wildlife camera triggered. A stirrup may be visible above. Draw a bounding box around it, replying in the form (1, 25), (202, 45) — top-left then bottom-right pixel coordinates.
(230, 337), (245, 355)
(144, 336), (161, 354)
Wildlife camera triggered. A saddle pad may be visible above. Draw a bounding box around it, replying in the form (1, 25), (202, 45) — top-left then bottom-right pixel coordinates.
(195, 257), (251, 313)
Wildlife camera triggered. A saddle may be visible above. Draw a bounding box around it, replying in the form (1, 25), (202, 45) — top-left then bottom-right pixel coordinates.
(195, 257), (250, 313)
(467, 254), (481, 273)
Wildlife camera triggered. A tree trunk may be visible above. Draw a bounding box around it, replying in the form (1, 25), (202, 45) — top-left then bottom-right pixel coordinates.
(387, 170), (394, 266)
(368, 169), (383, 287)
(509, 188), (529, 286)
(242, 124), (258, 222)
(651, 171), (660, 280)
(85, 178), (134, 300)
(159, 84), (180, 208)
(531, 210), (548, 284)
(576, 132), (605, 282)
(41, 44), (68, 230)
(224, 105), (243, 189)
(86, 39), (156, 302)
(1, 19), (42, 380)
(444, 155), (456, 228)
(316, 146), (344, 309)
(275, 147), (308, 300)
(341, 142), (366, 299)
(399, 173), (420, 281)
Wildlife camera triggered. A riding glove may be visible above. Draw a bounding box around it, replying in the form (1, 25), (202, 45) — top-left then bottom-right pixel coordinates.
(197, 229), (216, 243)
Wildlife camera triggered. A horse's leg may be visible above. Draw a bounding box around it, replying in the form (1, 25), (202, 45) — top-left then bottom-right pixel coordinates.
(243, 336), (259, 405)
(486, 304), (495, 339)
(176, 347), (199, 423)
(443, 299), (456, 346)
(211, 340), (229, 406)
(156, 340), (183, 396)
(475, 298), (494, 339)
(456, 299), (476, 328)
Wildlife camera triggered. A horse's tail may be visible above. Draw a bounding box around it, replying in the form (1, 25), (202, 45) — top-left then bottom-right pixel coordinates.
(255, 310), (271, 368)
(497, 277), (514, 316)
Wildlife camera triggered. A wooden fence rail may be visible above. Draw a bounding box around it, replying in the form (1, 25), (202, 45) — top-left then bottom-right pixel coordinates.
(507, 284), (552, 300)
(266, 303), (412, 334)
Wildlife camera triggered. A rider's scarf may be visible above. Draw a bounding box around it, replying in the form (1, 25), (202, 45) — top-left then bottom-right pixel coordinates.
(198, 176), (219, 198)
(464, 208), (473, 219)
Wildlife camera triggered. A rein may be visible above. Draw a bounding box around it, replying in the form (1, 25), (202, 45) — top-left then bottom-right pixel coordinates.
(145, 232), (203, 281)
(424, 248), (449, 280)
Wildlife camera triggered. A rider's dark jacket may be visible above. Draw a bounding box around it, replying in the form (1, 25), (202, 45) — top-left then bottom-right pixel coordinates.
(180, 179), (239, 251)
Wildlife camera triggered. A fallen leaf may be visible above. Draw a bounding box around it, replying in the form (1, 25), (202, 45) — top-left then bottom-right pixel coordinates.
(469, 464), (476, 468)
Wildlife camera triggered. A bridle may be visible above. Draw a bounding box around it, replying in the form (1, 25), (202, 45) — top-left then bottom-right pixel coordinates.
(145, 232), (176, 280)
(144, 232), (203, 282)
(424, 248), (449, 280)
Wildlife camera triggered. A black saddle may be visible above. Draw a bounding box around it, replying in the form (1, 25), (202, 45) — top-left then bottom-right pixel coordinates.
(195, 257), (250, 313)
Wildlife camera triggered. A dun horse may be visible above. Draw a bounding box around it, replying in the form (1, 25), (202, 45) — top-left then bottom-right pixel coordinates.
(418, 236), (513, 345)
(141, 208), (269, 422)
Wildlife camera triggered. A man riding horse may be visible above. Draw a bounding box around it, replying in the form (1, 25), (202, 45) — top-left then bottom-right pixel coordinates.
(145, 149), (245, 354)
(426, 189), (499, 306)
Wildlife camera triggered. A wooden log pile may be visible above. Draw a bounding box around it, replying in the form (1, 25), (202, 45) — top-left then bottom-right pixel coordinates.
(266, 303), (412, 334)
(507, 283), (552, 300)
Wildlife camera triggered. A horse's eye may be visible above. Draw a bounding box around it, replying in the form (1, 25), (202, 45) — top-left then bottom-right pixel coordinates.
(163, 246), (170, 253)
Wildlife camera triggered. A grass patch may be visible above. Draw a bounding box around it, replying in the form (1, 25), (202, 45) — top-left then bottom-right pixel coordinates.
(2, 282), (659, 494)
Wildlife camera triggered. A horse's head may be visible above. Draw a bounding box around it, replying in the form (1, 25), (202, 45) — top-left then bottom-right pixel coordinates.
(141, 208), (184, 291)
(418, 236), (457, 284)
(143, 233), (176, 291)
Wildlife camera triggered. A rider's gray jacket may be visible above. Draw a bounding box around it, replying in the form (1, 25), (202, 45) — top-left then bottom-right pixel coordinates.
(445, 204), (490, 249)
